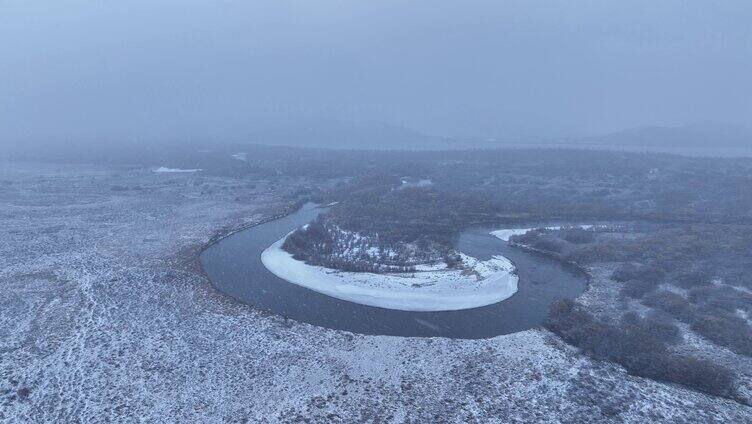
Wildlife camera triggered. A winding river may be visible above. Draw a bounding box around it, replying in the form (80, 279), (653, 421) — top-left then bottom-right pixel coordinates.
(200, 203), (587, 338)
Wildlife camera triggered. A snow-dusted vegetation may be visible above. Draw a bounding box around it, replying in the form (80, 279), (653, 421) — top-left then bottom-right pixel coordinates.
(281, 215), (442, 273)
(510, 225), (752, 402)
(3, 160), (751, 422)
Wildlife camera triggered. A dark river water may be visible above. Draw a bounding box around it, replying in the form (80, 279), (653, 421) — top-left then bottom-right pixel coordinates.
(200, 203), (587, 338)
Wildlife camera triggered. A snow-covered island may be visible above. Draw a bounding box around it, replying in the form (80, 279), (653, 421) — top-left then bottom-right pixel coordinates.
(261, 231), (518, 311)
(261, 217), (601, 312)
(153, 166), (202, 173)
(490, 225), (594, 242)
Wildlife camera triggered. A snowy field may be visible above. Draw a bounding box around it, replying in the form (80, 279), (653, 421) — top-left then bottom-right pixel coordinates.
(490, 225), (594, 242)
(1, 161), (749, 423)
(262, 234), (518, 311)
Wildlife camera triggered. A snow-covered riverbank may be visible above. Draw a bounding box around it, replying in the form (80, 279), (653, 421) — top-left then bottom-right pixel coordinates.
(490, 225), (594, 241)
(153, 166), (202, 173)
(261, 224), (600, 311)
(261, 233), (518, 311)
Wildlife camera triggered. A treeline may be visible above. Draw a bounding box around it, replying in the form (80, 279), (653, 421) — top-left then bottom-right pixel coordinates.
(517, 225), (752, 359)
(298, 148), (752, 276)
(326, 187), (499, 248)
(547, 299), (738, 399)
(305, 148), (752, 225)
(506, 224), (752, 400)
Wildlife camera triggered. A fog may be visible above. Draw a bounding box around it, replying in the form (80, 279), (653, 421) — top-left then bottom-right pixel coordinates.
(1, 1), (751, 149)
(5, 3), (752, 419)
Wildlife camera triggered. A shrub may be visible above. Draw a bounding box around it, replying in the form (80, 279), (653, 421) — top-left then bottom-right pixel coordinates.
(563, 228), (596, 244)
(566, 244), (619, 263)
(531, 236), (567, 254)
(620, 279), (658, 299)
(611, 264), (664, 284)
(546, 299), (595, 344)
(512, 230), (544, 245)
(546, 300), (734, 398)
(688, 285), (752, 314)
(691, 313), (752, 357)
(643, 291), (696, 323)
(621, 311), (682, 345)
(672, 269), (713, 289)
(659, 355), (736, 398)
(444, 253), (463, 269)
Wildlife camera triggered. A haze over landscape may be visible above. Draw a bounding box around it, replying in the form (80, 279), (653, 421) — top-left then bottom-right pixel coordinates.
(2, 0), (750, 150)
(4, 2), (752, 423)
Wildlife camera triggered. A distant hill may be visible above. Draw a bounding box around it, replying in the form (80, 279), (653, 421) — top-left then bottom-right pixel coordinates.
(584, 123), (752, 149)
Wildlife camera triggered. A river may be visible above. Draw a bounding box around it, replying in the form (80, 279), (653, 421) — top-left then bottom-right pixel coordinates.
(200, 203), (587, 338)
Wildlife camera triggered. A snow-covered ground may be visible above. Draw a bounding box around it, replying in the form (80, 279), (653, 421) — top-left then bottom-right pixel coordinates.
(397, 178), (433, 189)
(154, 166), (202, 173)
(490, 225), (594, 241)
(261, 234), (518, 311)
(1, 161), (749, 422)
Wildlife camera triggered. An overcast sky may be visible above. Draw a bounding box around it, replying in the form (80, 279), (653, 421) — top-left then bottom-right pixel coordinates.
(1, 0), (750, 144)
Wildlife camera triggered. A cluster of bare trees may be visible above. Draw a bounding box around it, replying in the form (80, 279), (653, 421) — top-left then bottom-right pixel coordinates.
(282, 215), (431, 273)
